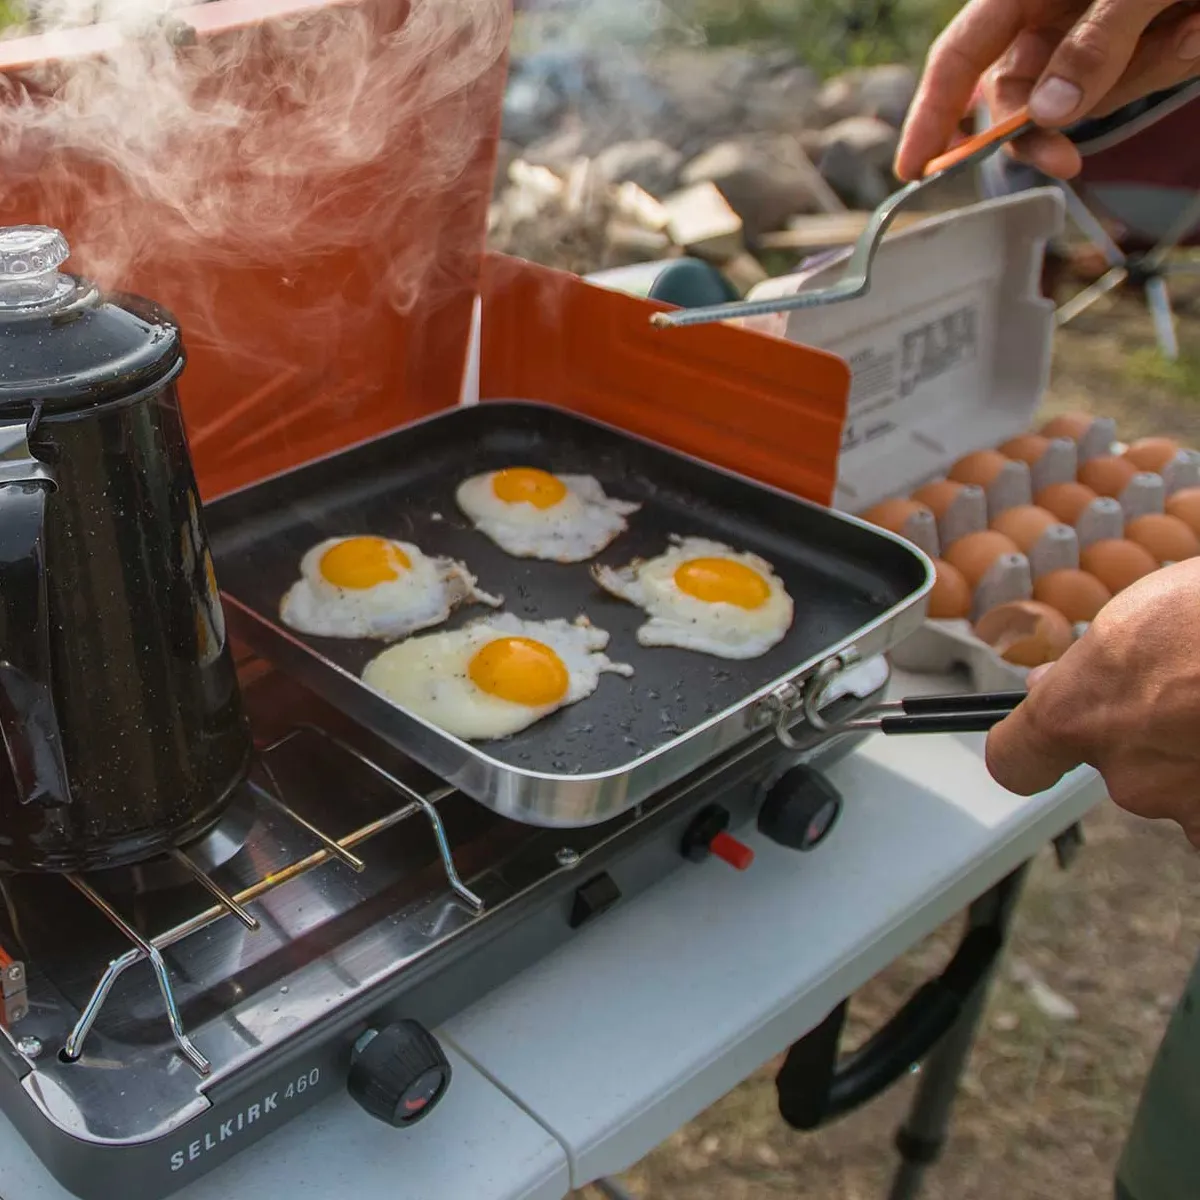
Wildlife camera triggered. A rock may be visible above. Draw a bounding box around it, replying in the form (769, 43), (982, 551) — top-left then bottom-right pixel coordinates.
(605, 219), (673, 265)
(819, 144), (890, 209)
(640, 46), (809, 159)
(680, 137), (840, 241)
(814, 65), (918, 130)
(813, 72), (861, 128)
(743, 63), (820, 134)
(521, 121), (588, 173)
(662, 182), (744, 263)
(592, 139), (684, 198)
(858, 64), (918, 128)
(653, 45), (761, 130)
(611, 181), (670, 233)
(819, 116), (899, 168)
(817, 117), (900, 209)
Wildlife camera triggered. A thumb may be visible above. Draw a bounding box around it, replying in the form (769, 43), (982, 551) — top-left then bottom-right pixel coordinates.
(1027, 0), (1176, 126)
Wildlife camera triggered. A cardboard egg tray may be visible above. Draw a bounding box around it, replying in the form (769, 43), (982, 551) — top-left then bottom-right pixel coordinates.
(741, 188), (1199, 690)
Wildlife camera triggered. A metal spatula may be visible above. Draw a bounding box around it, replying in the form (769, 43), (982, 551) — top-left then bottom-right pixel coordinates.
(650, 106), (1035, 329)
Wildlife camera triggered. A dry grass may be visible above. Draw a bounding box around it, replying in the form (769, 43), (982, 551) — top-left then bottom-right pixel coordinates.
(575, 276), (1200, 1200)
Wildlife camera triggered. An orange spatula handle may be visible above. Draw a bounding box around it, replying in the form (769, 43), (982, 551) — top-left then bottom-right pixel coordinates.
(922, 105), (1033, 177)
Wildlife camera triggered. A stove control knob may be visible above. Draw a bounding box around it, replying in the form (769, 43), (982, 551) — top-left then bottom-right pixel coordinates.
(681, 804), (755, 870)
(758, 764), (842, 851)
(348, 1020), (451, 1127)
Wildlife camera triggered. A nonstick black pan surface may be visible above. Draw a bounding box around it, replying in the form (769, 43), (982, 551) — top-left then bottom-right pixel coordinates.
(207, 402), (926, 777)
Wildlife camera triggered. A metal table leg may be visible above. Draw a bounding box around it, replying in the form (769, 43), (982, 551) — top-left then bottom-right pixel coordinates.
(885, 862), (1032, 1200)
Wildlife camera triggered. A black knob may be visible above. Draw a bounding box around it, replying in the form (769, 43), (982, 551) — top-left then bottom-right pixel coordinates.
(758, 764), (842, 851)
(347, 1020), (451, 1127)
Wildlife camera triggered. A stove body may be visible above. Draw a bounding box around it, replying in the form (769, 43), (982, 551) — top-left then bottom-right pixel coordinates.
(0, 656), (885, 1200)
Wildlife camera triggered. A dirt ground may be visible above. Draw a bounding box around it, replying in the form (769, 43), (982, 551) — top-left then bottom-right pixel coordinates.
(575, 274), (1200, 1199)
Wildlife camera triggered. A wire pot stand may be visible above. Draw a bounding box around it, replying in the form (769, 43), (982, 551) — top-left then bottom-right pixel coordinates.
(51, 723), (485, 1077)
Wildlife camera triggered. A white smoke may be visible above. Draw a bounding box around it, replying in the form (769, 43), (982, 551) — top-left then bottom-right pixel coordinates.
(0, 0), (511, 353)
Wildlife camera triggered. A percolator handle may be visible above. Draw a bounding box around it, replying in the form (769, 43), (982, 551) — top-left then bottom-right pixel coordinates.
(0, 423), (71, 808)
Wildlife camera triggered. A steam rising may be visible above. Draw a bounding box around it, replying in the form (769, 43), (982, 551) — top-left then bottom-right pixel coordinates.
(0, 0), (511, 351)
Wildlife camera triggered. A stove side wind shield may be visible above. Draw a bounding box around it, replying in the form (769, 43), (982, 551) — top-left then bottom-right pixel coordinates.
(0, 0), (512, 498)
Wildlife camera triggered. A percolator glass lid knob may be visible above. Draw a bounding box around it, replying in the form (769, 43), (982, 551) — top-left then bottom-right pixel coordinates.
(0, 226), (69, 279)
(0, 226), (73, 310)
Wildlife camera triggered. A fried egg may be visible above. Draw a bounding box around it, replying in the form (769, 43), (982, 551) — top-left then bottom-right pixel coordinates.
(279, 535), (500, 640)
(361, 613), (633, 741)
(592, 535), (794, 659)
(455, 467), (640, 562)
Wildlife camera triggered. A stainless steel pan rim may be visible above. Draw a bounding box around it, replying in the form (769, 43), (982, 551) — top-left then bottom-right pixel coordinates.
(211, 401), (934, 829)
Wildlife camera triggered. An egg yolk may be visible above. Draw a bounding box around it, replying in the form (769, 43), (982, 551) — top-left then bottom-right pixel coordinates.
(468, 636), (569, 706)
(673, 557), (770, 609)
(491, 467), (568, 509)
(320, 537), (411, 589)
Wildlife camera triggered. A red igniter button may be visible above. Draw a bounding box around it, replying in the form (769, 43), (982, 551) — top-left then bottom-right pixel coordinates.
(709, 830), (754, 870)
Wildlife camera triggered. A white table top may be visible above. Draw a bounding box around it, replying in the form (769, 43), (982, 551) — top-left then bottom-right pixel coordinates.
(0, 667), (1107, 1200)
(0, 1045), (569, 1200)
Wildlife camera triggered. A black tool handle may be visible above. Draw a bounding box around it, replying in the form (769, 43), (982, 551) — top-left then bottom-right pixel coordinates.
(879, 711), (1011, 735)
(900, 691), (1025, 715)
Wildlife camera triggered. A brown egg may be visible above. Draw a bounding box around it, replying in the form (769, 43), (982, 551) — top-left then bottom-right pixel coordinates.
(1165, 487), (1200, 536)
(1039, 412), (1094, 441)
(1080, 538), (1159, 593)
(861, 496), (931, 535)
(911, 479), (965, 518)
(1078, 454), (1138, 498)
(1124, 513), (1200, 563)
(943, 530), (1021, 588)
(1123, 436), (1180, 473)
(927, 558), (972, 619)
(1035, 481), (1099, 525)
(1032, 569), (1112, 623)
(989, 505), (1059, 553)
(974, 600), (1074, 667)
(948, 449), (1009, 489)
(999, 434), (1051, 466)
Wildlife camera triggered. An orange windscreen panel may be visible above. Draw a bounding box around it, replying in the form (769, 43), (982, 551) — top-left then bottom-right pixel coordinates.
(0, 0), (510, 498)
(477, 253), (851, 507)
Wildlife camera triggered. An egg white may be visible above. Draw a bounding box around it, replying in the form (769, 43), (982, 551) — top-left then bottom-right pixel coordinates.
(361, 613), (634, 741)
(279, 536), (501, 640)
(455, 471), (640, 562)
(592, 534), (794, 660)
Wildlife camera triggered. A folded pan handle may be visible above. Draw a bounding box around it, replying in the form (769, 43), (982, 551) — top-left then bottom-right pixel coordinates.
(0, 421), (71, 808)
(775, 865), (1027, 1130)
(776, 926), (1002, 1128)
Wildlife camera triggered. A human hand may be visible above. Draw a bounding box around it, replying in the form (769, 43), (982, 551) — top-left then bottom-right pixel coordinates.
(985, 558), (1200, 847)
(895, 0), (1200, 181)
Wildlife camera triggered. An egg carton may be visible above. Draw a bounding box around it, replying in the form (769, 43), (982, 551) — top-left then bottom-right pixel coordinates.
(742, 190), (1200, 691)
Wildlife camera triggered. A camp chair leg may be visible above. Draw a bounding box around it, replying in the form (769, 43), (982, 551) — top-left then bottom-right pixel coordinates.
(1144, 275), (1181, 360)
(1056, 181), (1125, 268)
(1056, 266), (1129, 326)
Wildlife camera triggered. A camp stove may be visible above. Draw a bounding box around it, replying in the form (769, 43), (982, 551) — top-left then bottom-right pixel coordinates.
(0, 652), (887, 1200)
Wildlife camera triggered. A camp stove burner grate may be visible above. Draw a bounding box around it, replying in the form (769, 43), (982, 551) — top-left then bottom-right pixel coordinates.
(51, 724), (484, 1076)
(0, 664), (881, 1200)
